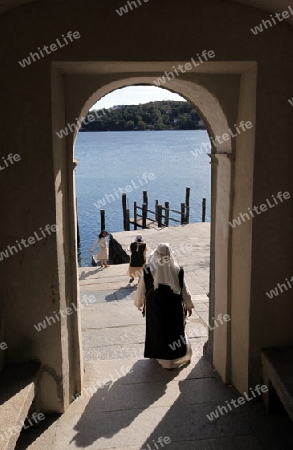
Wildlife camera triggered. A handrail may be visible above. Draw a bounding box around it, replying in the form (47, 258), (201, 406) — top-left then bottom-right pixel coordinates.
(99, 189), (208, 232)
(121, 188), (207, 230)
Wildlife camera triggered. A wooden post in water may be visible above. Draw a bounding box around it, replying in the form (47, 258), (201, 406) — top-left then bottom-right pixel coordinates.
(100, 209), (105, 231)
(134, 201), (137, 230)
(142, 203), (147, 229)
(157, 204), (163, 228)
(181, 203), (186, 225)
(77, 220), (80, 246)
(164, 201), (169, 227)
(143, 191), (148, 210)
(125, 209), (130, 231)
(76, 198), (80, 246)
(185, 187), (190, 224)
(155, 200), (159, 221)
(202, 198), (206, 222)
(122, 193), (127, 230)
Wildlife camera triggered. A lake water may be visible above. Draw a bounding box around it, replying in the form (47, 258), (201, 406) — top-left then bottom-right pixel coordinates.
(74, 130), (211, 266)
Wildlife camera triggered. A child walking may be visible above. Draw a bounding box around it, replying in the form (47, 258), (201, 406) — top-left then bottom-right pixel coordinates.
(91, 230), (109, 267)
(127, 234), (147, 283)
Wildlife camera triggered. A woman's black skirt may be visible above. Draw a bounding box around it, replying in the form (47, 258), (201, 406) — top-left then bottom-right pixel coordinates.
(144, 282), (187, 360)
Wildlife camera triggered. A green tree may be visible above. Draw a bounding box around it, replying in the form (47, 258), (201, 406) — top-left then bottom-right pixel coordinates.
(138, 120), (147, 130)
(126, 120), (135, 130)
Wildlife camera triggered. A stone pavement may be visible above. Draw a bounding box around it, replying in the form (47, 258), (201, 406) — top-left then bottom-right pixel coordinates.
(111, 223), (211, 296)
(15, 225), (293, 449)
(79, 263), (208, 363)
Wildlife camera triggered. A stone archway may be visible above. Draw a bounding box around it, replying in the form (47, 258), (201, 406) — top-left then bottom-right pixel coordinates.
(51, 62), (256, 409)
(73, 76), (233, 382)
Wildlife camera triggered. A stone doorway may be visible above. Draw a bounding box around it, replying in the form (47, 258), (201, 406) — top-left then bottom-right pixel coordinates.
(51, 61), (256, 410)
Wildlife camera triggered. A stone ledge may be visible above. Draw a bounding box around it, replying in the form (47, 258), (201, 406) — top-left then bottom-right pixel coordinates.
(109, 235), (130, 265)
(0, 361), (40, 450)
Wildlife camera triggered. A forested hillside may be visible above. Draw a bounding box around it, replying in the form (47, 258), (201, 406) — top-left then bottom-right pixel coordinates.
(81, 101), (206, 131)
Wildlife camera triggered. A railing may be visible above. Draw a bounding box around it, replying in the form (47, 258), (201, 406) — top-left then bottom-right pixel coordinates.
(98, 190), (207, 231)
(122, 187), (199, 230)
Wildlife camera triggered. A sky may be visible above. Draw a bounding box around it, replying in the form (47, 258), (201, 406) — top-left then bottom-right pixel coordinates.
(90, 86), (186, 110)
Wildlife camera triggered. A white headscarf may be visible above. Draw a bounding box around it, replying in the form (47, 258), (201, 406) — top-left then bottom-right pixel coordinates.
(133, 234), (145, 252)
(147, 243), (181, 295)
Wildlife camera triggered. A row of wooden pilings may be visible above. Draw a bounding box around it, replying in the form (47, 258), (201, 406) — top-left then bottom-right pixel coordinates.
(121, 187), (206, 231)
(95, 195), (206, 232)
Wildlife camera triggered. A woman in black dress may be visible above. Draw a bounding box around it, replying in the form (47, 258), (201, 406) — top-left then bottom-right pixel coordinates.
(134, 243), (194, 369)
(127, 234), (147, 283)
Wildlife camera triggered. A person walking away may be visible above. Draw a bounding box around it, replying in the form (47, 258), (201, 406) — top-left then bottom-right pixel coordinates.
(134, 243), (194, 369)
(127, 234), (147, 283)
(90, 230), (109, 267)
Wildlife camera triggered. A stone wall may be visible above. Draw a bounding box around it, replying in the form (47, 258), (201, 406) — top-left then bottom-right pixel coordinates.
(109, 235), (130, 265)
(0, 0), (292, 410)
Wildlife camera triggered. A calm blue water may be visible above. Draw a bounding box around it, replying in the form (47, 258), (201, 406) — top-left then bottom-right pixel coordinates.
(74, 130), (211, 266)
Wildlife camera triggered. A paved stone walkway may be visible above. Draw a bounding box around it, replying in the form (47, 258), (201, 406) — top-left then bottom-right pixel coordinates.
(79, 263), (208, 363)
(15, 224), (293, 449)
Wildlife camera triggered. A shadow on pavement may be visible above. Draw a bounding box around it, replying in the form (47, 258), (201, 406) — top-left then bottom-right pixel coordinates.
(70, 359), (184, 447)
(105, 287), (136, 302)
(139, 357), (293, 450)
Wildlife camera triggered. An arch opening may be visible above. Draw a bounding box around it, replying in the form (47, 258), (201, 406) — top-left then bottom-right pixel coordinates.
(68, 78), (232, 384)
(74, 84), (212, 266)
(75, 78), (232, 155)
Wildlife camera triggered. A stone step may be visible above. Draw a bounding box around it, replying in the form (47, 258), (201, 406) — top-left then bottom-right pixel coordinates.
(0, 361), (40, 450)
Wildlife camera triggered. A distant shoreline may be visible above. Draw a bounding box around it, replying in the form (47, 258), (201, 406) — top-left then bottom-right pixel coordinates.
(80, 100), (206, 133)
(79, 128), (206, 132)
